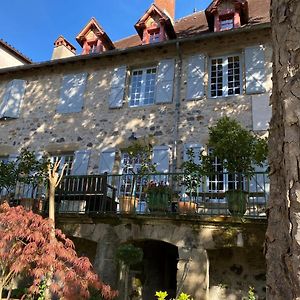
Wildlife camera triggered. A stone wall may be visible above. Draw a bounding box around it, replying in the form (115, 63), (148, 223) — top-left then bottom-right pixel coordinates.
(0, 28), (271, 173)
(59, 216), (267, 300)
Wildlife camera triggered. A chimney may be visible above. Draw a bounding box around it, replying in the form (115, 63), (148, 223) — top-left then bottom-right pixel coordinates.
(51, 36), (76, 60)
(155, 0), (175, 20)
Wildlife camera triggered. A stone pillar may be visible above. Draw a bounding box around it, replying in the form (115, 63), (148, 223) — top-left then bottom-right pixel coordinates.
(93, 229), (119, 289)
(177, 247), (209, 300)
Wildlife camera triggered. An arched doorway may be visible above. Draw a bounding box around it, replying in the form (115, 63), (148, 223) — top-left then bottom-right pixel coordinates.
(128, 240), (178, 300)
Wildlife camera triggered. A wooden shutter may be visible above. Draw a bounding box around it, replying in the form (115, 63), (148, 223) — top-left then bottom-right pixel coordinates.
(183, 143), (204, 165)
(186, 55), (205, 100)
(108, 66), (127, 108)
(252, 94), (271, 131)
(245, 45), (266, 94)
(57, 73), (87, 113)
(98, 149), (116, 174)
(71, 150), (90, 175)
(0, 80), (26, 119)
(155, 59), (175, 104)
(152, 146), (170, 173)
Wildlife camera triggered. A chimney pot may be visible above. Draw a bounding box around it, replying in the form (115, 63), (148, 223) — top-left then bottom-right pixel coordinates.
(51, 36), (76, 60)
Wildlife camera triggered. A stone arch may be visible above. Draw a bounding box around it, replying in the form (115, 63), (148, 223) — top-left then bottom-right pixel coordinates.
(116, 238), (179, 300)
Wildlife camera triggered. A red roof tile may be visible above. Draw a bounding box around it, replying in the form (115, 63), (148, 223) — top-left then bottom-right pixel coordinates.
(114, 0), (270, 49)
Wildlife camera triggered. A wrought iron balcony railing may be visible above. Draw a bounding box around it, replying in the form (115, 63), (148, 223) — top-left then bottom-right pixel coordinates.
(0, 172), (269, 219)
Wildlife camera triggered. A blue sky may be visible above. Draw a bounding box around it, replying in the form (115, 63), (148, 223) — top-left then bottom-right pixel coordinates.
(0, 0), (211, 62)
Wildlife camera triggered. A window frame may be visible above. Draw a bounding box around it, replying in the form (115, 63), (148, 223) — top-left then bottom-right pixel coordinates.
(128, 66), (157, 107)
(220, 17), (234, 31)
(50, 152), (74, 176)
(209, 54), (243, 98)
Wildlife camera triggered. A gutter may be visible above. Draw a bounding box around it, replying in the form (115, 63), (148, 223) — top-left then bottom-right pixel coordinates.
(171, 41), (183, 173)
(0, 22), (271, 76)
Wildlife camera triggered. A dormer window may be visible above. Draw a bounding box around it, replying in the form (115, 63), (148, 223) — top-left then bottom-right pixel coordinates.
(205, 0), (249, 33)
(135, 3), (176, 46)
(76, 18), (115, 55)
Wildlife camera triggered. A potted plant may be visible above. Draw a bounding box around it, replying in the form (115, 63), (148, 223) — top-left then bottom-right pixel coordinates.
(206, 117), (268, 216)
(180, 148), (204, 214)
(17, 149), (49, 212)
(116, 243), (143, 300)
(145, 181), (172, 212)
(119, 137), (156, 213)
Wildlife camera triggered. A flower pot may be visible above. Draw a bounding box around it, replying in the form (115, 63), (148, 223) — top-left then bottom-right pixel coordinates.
(147, 190), (170, 212)
(225, 190), (248, 216)
(119, 196), (138, 213)
(178, 201), (197, 214)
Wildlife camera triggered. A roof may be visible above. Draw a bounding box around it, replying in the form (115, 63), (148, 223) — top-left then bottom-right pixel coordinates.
(115, 0), (270, 49)
(0, 39), (32, 64)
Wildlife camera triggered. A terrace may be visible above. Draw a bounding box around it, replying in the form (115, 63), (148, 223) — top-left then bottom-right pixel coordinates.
(3, 172), (269, 219)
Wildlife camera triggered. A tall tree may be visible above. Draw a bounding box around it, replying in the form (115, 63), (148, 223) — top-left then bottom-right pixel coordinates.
(266, 0), (300, 299)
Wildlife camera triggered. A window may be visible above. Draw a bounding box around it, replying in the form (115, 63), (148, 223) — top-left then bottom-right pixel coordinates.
(210, 55), (242, 97)
(50, 153), (74, 176)
(207, 149), (245, 198)
(220, 17), (234, 31)
(149, 31), (160, 43)
(129, 67), (157, 107)
(120, 152), (148, 199)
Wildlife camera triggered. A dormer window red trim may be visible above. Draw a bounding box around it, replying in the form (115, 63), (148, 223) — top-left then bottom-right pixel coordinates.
(206, 0), (248, 32)
(135, 4), (176, 45)
(76, 18), (114, 55)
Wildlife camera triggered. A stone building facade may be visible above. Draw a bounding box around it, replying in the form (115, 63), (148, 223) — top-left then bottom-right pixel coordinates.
(0, 0), (271, 299)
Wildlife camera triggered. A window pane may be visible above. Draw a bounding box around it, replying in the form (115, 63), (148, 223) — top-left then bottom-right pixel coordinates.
(227, 56), (241, 96)
(51, 154), (74, 176)
(149, 32), (160, 44)
(210, 58), (223, 97)
(129, 67), (156, 107)
(220, 18), (234, 31)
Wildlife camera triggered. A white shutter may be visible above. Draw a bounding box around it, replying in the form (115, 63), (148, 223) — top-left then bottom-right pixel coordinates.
(57, 73), (87, 113)
(108, 66), (127, 108)
(71, 150), (90, 175)
(8, 153), (18, 162)
(35, 151), (44, 162)
(245, 45), (266, 94)
(252, 94), (271, 131)
(152, 146), (170, 173)
(0, 80), (26, 119)
(155, 59), (175, 104)
(186, 55), (205, 100)
(183, 143), (203, 165)
(98, 149), (116, 174)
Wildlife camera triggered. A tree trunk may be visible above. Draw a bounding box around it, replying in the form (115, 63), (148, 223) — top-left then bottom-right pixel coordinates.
(48, 183), (55, 225)
(266, 0), (300, 299)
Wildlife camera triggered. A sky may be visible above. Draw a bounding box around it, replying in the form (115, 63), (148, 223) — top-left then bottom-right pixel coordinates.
(0, 0), (211, 63)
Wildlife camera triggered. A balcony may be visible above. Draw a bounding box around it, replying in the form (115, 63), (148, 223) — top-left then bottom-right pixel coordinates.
(1, 172), (269, 219)
(54, 172), (269, 219)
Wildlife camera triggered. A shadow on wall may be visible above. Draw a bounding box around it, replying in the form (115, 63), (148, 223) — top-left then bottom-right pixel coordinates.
(208, 247), (266, 300)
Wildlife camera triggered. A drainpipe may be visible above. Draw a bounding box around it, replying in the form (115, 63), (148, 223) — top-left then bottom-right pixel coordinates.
(171, 41), (183, 173)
